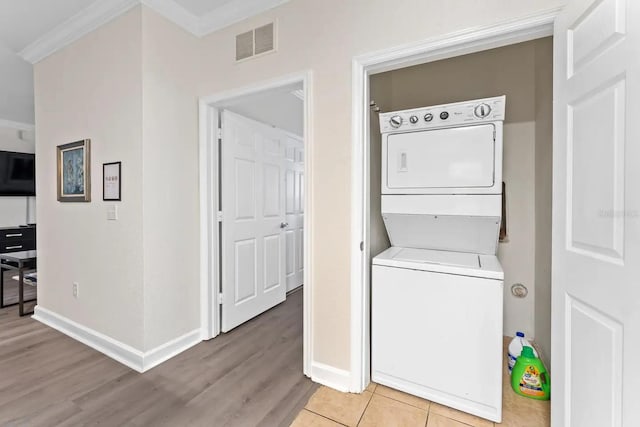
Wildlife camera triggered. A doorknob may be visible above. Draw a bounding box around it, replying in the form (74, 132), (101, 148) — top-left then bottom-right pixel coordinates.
(280, 222), (289, 229)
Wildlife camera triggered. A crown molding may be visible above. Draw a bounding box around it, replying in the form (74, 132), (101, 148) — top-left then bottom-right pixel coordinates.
(196, 0), (290, 37)
(140, 0), (200, 35)
(19, 0), (139, 64)
(0, 118), (35, 131)
(291, 89), (305, 101)
(17, 0), (291, 64)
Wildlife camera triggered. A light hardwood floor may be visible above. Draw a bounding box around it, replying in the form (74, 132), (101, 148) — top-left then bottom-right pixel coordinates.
(0, 285), (316, 426)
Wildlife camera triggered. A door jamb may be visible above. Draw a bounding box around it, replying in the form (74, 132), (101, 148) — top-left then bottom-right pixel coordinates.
(199, 71), (314, 377)
(350, 8), (562, 392)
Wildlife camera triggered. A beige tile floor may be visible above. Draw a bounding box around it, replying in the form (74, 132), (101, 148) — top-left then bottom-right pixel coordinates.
(291, 339), (549, 427)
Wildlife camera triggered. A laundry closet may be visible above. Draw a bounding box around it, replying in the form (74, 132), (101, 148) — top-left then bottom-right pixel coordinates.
(367, 37), (553, 422)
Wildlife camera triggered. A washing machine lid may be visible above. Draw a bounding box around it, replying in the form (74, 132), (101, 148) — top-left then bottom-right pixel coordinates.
(372, 246), (503, 280)
(381, 194), (502, 255)
(382, 213), (500, 255)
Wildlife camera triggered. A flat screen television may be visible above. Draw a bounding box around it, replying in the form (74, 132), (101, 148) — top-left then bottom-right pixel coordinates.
(0, 150), (36, 196)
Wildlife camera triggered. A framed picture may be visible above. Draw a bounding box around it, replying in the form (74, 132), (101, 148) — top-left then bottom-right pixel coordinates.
(57, 139), (91, 202)
(103, 162), (121, 201)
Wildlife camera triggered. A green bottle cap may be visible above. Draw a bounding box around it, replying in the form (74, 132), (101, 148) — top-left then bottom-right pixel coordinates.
(521, 346), (535, 358)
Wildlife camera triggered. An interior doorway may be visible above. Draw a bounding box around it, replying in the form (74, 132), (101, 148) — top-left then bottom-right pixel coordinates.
(349, 13), (559, 393)
(199, 73), (312, 376)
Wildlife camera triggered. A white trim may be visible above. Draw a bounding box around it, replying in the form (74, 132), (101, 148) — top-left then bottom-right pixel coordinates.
(19, 0), (139, 64)
(0, 119), (35, 131)
(198, 98), (219, 340)
(349, 7), (562, 393)
(33, 306), (201, 372)
(18, 0), (292, 64)
(311, 362), (351, 393)
(142, 329), (202, 371)
(198, 70), (313, 377)
(357, 7), (561, 74)
(33, 305), (144, 371)
(141, 0), (200, 35)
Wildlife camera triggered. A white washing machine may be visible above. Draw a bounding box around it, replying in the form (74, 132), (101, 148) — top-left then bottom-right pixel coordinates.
(372, 96), (506, 422)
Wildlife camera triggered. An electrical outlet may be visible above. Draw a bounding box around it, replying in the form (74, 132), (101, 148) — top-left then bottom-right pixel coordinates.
(73, 282), (79, 298)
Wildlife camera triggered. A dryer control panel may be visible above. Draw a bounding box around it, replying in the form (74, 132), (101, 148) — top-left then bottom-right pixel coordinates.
(379, 95), (506, 133)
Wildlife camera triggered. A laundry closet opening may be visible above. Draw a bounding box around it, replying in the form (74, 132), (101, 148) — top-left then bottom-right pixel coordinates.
(366, 37), (553, 420)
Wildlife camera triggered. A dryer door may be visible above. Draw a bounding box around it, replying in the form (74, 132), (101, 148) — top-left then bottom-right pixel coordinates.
(383, 124), (497, 194)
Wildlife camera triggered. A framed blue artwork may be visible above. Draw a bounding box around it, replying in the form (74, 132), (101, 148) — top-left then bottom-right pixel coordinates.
(57, 139), (91, 202)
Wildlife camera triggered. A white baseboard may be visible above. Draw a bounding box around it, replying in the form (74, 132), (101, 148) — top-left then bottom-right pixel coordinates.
(143, 329), (201, 371)
(310, 361), (352, 393)
(33, 306), (201, 373)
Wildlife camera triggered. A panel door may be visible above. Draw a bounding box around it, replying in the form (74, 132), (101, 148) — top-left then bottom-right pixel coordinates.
(220, 111), (286, 332)
(553, 0), (640, 425)
(285, 135), (304, 292)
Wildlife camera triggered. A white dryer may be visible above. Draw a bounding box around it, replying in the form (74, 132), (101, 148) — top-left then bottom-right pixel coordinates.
(372, 96), (506, 422)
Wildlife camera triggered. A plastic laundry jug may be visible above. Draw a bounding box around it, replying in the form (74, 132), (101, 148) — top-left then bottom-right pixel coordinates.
(508, 332), (537, 374)
(511, 346), (550, 400)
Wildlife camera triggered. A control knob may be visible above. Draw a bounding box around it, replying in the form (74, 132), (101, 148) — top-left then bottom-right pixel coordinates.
(409, 115), (419, 124)
(474, 103), (492, 118)
(424, 113), (433, 122)
(389, 115), (403, 128)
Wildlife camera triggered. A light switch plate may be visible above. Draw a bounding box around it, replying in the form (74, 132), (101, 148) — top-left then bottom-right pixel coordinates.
(107, 205), (118, 221)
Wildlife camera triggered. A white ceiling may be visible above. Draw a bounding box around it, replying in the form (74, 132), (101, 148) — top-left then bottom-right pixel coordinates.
(0, 0), (289, 126)
(177, 0), (237, 16)
(220, 82), (304, 136)
(0, 0), (92, 52)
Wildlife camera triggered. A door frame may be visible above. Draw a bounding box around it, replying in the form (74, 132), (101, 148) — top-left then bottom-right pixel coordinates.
(350, 8), (562, 392)
(199, 71), (313, 376)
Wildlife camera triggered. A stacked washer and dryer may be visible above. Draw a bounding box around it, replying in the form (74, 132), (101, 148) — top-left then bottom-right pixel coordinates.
(372, 96), (506, 422)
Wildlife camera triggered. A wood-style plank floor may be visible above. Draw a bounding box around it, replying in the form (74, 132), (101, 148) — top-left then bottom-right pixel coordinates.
(0, 282), (315, 427)
(1, 268), (37, 309)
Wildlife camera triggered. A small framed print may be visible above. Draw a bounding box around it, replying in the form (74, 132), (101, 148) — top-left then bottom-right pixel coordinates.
(57, 139), (91, 202)
(103, 162), (121, 201)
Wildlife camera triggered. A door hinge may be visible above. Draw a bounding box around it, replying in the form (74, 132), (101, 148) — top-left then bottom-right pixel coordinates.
(216, 211), (223, 222)
(218, 293), (224, 305)
(493, 129), (496, 140)
(217, 127), (223, 140)
(360, 241), (364, 251)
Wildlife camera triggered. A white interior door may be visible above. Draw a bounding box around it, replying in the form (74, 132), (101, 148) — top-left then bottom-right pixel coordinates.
(553, 1), (640, 425)
(220, 111), (287, 332)
(285, 135), (304, 292)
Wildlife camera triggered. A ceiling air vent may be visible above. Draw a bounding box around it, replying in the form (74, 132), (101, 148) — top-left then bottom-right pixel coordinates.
(235, 22), (275, 62)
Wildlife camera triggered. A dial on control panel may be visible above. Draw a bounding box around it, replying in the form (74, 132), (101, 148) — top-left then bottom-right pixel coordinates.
(424, 113), (433, 122)
(409, 115), (419, 124)
(389, 115), (403, 128)
(474, 103), (492, 118)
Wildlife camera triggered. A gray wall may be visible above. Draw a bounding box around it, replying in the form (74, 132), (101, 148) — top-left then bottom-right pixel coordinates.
(534, 38), (554, 367)
(369, 73), (392, 260)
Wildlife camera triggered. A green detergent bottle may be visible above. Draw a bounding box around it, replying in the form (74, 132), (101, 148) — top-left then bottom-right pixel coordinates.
(511, 346), (550, 400)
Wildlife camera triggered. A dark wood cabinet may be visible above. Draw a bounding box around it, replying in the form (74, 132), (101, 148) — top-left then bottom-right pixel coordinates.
(0, 225), (36, 253)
